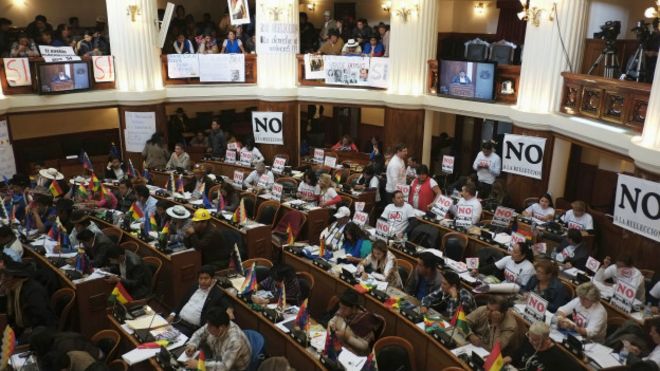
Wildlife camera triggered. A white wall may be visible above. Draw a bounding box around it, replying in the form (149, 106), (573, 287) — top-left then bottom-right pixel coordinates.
(587, 0), (650, 40)
(437, 0), (499, 34)
(1, 0), (107, 27)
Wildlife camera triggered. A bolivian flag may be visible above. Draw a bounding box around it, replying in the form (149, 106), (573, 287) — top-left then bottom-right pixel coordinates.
(197, 350), (207, 371)
(149, 213), (158, 232)
(450, 305), (469, 333)
(77, 184), (89, 199)
(483, 341), (504, 371)
(48, 180), (63, 197)
(111, 282), (133, 304)
(286, 223), (295, 245)
(127, 202), (144, 220)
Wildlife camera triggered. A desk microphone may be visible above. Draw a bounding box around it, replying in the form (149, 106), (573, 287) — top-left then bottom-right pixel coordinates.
(136, 307), (159, 343)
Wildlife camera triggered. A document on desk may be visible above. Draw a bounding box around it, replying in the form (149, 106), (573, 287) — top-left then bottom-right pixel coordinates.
(493, 233), (512, 245)
(121, 333), (188, 365)
(125, 314), (168, 330)
(584, 343), (622, 368)
(451, 343), (490, 359)
(338, 347), (367, 370)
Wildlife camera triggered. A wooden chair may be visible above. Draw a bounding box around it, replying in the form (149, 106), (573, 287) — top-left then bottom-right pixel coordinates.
(143, 256), (163, 295)
(108, 359), (129, 371)
(396, 259), (413, 285)
(373, 336), (417, 371)
(339, 195), (353, 210)
(296, 271), (315, 304)
(441, 232), (468, 261)
(346, 173), (361, 186)
(606, 316), (627, 338)
(208, 184), (222, 200)
(640, 269), (655, 281)
(239, 193), (257, 219)
(256, 200), (280, 228)
(51, 287), (75, 331)
(119, 241), (139, 254)
(91, 329), (121, 363)
(276, 177), (299, 188)
(243, 258), (273, 283)
(560, 280), (576, 299)
(523, 197), (538, 209)
(102, 227), (123, 244)
(333, 168), (351, 184)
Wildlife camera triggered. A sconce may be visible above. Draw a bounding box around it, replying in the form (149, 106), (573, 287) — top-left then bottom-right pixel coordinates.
(645, 0), (660, 28)
(517, 0), (555, 27)
(382, 1), (392, 12)
(474, 2), (486, 15)
(393, 1), (420, 23)
(261, 0), (293, 22)
(127, 4), (142, 22)
(306, 2), (316, 12)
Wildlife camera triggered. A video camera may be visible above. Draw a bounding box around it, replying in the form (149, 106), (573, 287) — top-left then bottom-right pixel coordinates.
(631, 19), (652, 46)
(593, 20), (621, 43)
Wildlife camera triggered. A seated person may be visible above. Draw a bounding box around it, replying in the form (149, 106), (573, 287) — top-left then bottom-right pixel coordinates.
(165, 205), (192, 245)
(331, 135), (359, 152)
(408, 165), (441, 212)
(166, 143), (191, 171)
(380, 190), (416, 238)
(421, 270), (476, 317)
(466, 295), (518, 353)
(168, 265), (233, 337)
(113, 179), (136, 213)
(86, 186), (118, 210)
(6, 173), (29, 221)
(353, 165), (380, 204)
(477, 241), (535, 288)
(184, 209), (231, 270)
(405, 250), (443, 302)
(1, 262), (57, 342)
(184, 165), (214, 198)
(59, 211), (102, 251)
(252, 264), (301, 305)
(522, 193), (555, 223)
(449, 183), (482, 225)
(0, 225), (23, 261)
(103, 245), (152, 300)
(554, 229), (589, 270)
(297, 169), (320, 202)
(153, 199), (170, 231)
(320, 206), (351, 251)
(405, 157), (419, 180)
(356, 240), (402, 289)
(560, 200), (594, 232)
(239, 138), (265, 166)
(77, 229), (114, 268)
(189, 131), (208, 147)
(619, 318), (660, 368)
(243, 162), (275, 190)
(318, 173), (342, 209)
(27, 193), (56, 233)
(218, 182), (240, 212)
(135, 185), (158, 220)
(341, 39), (362, 56)
(104, 155), (125, 180)
(184, 308), (252, 370)
(328, 289), (383, 356)
(521, 259), (570, 312)
(173, 33), (194, 54)
(342, 222), (373, 264)
(505, 321), (582, 370)
(318, 30), (344, 55)
(362, 35), (384, 57)
(30, 328), (103, 370)
(556, 282), (607, 342)
(594, 252), (646, 302)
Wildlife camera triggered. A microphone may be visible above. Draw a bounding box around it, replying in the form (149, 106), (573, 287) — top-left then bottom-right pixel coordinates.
(136, 306), (159, 343)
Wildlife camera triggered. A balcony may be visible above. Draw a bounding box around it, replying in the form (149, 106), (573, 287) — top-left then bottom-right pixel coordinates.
(296, 54), (388, 90)
(160, 54), (257, 85)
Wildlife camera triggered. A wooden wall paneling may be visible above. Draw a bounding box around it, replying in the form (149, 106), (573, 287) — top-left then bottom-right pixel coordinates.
(563, 144), (583, 202)
(255, 101), (299, 167)
(383, 108), (425, 163)
(505, 126), (554, 209)
(590, 169), (618, 212)
(118, 104), (168, 168)
(357, 124), (384, 152)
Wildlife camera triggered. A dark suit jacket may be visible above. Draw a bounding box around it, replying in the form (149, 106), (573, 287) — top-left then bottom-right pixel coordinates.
(90, 233), (115, 268)
(556, 242), (589, 271)
(175, 284), (231, 326)
(183, 176), (214, 197)
(114, 250), (152, 300)
(13, 279), (58, 335)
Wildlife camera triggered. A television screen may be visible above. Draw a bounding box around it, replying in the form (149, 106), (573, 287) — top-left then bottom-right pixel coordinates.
(37, 62), (91, 94)
(438, 60), (496, 101)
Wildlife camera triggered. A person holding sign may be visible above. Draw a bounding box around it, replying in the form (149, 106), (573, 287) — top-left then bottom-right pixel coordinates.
(478, 241), (535, 288)
(472, 142), (501, 198)
(553, 229), (589, 271)
(504, 321), (581, 370)
(521, 260), (569, 312)
(559, 200), (594, 232)
(353, 165), (381, 204)
(408, 165), (442, 212)
(380, 190), (416, 238)
(421, 271), (476, 318)
(318, 173), (342, 209)
(239, 138), (264, 166)
(166, 143), (191, 171)
(594, 252), (646, 302)
(522, 193), (555, 223)
(556, 282), (607, 342)
(341, 222), (373, 263)
(243, 162), (274, 191)
(449, 183), (482, 225)
(356, 240), (402, 289)
(297, 169), (321, 202)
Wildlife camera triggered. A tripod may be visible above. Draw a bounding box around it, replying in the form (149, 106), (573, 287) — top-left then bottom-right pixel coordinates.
(624, 43), (647, 82)
(587, 41), (620, 78)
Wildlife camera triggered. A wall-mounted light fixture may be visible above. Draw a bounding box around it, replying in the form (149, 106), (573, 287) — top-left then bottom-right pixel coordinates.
(393, 1), (420, 23)
(645, 0), (660, 28)
(127, 4), (142, 22)
(382, 1), (392, 12)
(517, 0), (555, 27)
(474, 2), (486, 16)
(306, 2), (316, 12)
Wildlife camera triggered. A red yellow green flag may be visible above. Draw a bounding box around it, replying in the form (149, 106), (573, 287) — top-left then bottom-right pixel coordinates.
(483, 341), (504, 371)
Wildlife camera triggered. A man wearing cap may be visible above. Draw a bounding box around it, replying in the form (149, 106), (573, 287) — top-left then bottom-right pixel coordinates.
(0, 225), (23, 262)
(185, 209), (231, 270)
(405, 250), (444, 302)
(320, 206), (351, 251)
(243, 162), (274, 191)
(184, 165), (214, 198)
(166, 205), (192, 245)
(328, 289), (383, 356)
(319, 10), (336, 42)
(318, 29), (344, 56)
(104, 245), (152, 300)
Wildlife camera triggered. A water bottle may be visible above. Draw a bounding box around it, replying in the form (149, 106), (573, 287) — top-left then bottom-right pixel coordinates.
(619, 347), (629, 364)
(644, 302), (653, 318)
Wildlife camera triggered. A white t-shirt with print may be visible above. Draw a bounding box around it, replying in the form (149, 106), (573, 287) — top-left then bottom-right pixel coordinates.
(524, 203), (555, 223)
(381, 203), (416, 236)
(494, 256), (535, 286)
(298, 182), (321, 200)
(560, 210), (594, 230)
(558, 297), (608, 342)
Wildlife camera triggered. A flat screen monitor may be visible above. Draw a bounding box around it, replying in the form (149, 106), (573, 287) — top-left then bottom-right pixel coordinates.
(437, 60), (496, 102)
(37, 61), (91, 94)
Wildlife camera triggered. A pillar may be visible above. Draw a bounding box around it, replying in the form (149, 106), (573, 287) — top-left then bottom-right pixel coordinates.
(388, 0), (438, 96)
(256, 0), (299, 89)
(517, 0), (589, 114)
(422, 110), (436, 166)
(630, 56), (660, 173)
(106, 0), (162, 92)
(547, 137), (571, 199)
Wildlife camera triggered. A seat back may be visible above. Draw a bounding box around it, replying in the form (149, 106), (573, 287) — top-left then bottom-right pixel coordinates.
(256, 200), (280, 228)
(102, 227), (123, 245)
(119, 241), (139, 253)
(488, 39), (517, 65)
(396, 259), (413, 285)
(560, 280), (576, 299)
(242, 258), (273, 283)
(296, 271), (315, 304)
(51, 287), (76, 331)
(243, 329), (265, 371)
(347, 173), (361, 186)
(442, 232), (468, 261)
(108, 359), (129, 371)
(523, 197), (537, 209)
(339, 195), (353, 209)
(142, 256), (163, 294)
(464, 38), (490, 61)
(273, 210), (306, 239)
(207, 184), (222, 200)
(374, 336), (416, 371)
(239, 193), (257, 219)
(91, 329), (121, 362)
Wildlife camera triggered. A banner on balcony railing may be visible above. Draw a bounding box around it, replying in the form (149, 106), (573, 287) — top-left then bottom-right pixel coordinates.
(502, 134), (547, 180)
(2, 58), (31, 87)
(614, 174), (660, 243)
(167, 54), (200, 79)
(38, 45), (80, 63)
(367, 57), (389, 89)
(257, 22), (299, 54)
(306, 55), (389, 88)
(199, 54), (245, 82)
(304, 54), (325, 79)
(92, 56), (114, 82)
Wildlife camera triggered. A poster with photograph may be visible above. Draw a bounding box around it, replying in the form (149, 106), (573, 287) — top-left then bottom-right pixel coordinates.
(324, 56), (370, 86)
(199, 54), (245, 82)
(228, 0), (251, 25)
(304, 54), (325, 80)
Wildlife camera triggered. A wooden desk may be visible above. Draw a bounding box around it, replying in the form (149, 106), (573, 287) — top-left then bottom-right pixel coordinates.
(200, 160), (253, 179)
(107, 314), (164, 371)
(94, 218), (201, 311)
(282, 251), (469, 370)
(226, 292), (325, 371)
(23, 245), (114, 338)
(339, 189), (376, 215)
(149, 170), (195, 190)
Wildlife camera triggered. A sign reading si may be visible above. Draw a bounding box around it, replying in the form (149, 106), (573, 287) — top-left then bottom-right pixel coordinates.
(614, 174), (660, 243)
(502, 134), (547, 180)
(252, 112), (284, 145)
(3, 58), (31, 86)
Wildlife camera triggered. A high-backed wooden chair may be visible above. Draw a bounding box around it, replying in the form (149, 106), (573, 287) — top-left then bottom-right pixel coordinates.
(339, 195), (353, 209)
(296, 271), (315, 304)
(560, 280), (576, 299)
(523, 197), (538, 209)
(242, 258), (273, 283)
(488, 39), (517, 65)
(102, 227), (123, 244)
(239, 192), (257, 219)
(91, 329), (121, 363)
(256, 200), (280, 228)
(119, 241), (139, 254)
(142, 256), (163, 295)
(441, 232), (468, 261)
(374, 336), (417, 371)
(346, 173), (361, 186)
(464, 38), (490, 61)
(396, 259), (413, 285)
(51, 287), (76, 331)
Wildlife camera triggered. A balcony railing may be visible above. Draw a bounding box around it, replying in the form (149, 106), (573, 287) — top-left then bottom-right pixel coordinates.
(560, 72), (650, 133)
(296, 54), (388, 90)
(160, 54), (257, 85)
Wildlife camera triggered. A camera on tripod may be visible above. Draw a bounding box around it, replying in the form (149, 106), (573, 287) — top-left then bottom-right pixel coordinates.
(593, 20), (621, 42)
(631, 20), (651, 45)
(623, 19), (654, 82)
(588, 20), (622, 78)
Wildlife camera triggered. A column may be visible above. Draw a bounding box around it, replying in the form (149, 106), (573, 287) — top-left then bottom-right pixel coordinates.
(256, 0), (299, 89)
(422, 110), (436, 165)
(388, 0), (438, 96)
(517, 0), (589, 114)
(547, 137), (571, 199)
(630, 56), (660, 172)
(106, 0), (162, 92)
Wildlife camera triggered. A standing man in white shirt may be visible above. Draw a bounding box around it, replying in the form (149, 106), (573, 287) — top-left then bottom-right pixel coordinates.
(385, 143), (407, 204)
(472, 142), (501, 198)
(450, 183), (482, 226)
(380, 190), (416, 238)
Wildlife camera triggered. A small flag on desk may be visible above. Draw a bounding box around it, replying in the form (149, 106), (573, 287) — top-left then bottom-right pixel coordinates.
(110, 282), (133, 304)
(202, 193), (213, 209)
(142, 165), (151, 182)
(176, 175), (185, 194)
(240, 262), (257, 295)
(48, 180), (63, 197)
(127, 202), (144, 220)
(126, 159), (136, 178)
(0, 325), (16, 370)
(294, 298), (310, 333)
(361, 349), (377, 371)
(323, 327), (342, 361)
(483, 341), (504, 371)
(149, 213), (158, 232)
(197, 350), (207, 371)
(90, 173), (101, 192)
(161, 222), (170, 236)
(217, 191), (225, 211)
(450, 305), (469, 334)
(47, 225), (59, 240)
(228, 243), (244, 275)
(286, 223), (295, 245)
(109, 142), (121, 160)
(276, 281), (286, 311)
(77, 184), (89, 199)
(79, 150), (94, 171)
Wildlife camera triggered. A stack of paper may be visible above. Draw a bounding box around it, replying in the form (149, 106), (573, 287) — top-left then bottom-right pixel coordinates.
(584, 343), (622, 368)
(125, 314), (168, 330)
(338, 347), (367, 370)
(121, 333), (188, 365)
(451, 343), (490, 358)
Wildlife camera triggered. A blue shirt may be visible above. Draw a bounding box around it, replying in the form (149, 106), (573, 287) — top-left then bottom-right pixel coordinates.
(362, 42), (384, 56)
(224, 39), (241, 54)
(342, 239), (372, 259)
(140, 196), (158, 221)
(415, 277), (430, 301)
